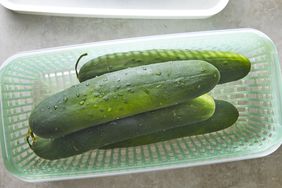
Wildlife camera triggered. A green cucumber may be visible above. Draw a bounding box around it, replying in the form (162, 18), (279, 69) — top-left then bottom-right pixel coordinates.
(77, 49), (251, 84)
(102, 100), (239, 148)
(29, 60), (220, 139)
(28, 94), (215, 160)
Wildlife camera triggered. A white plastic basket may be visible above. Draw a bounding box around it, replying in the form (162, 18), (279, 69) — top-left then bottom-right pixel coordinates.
(0, 29), (281, 182)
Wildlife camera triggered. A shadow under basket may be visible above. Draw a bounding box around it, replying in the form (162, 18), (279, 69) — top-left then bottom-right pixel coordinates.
(0, 28), (282, 182)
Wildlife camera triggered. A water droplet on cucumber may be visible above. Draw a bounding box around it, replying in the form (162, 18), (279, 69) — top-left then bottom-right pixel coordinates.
(127, 88), (134, 93)
(63, 97), (68, 102)
(80, 101), (85, 105)
(103, 96), (109, 101)
(54, 105), (58, 110)
(93, 93), (100, 97)
(107, 107), (112, 112)
(177, 116), (182, 120)
(156, 72), (162, 76)
(111, 121), (117, 125)
(85, 82), (89, 86)
(144, 89), (150, 95)
(73, 146), (79, 151)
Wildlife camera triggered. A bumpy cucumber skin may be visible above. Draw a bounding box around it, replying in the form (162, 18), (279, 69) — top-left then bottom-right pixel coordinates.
(103, 100), (239, 148)
(29, 60), (220, 139)
(78, 49), (251, 84)
(30, 95), (215, 160)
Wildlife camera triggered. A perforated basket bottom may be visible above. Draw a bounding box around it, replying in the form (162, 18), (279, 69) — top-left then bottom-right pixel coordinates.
(0, 29), (281, 181)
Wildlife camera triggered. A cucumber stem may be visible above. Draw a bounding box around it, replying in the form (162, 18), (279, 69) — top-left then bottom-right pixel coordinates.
(26, 128), (36, 148)
(75, 53), (88, 82)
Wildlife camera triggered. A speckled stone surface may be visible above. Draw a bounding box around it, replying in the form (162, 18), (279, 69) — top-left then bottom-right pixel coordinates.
(0, 0), (282, 187)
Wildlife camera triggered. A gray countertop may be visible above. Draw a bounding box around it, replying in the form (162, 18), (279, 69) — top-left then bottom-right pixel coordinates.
(0, 0), (282, 187)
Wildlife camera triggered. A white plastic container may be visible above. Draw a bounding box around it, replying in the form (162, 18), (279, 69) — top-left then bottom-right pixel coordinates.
(0, 0), (229, 19)
(0, 29), (282, 182)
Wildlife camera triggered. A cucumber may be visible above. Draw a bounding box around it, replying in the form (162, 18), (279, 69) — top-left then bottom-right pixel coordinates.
(29, 60), (220, 139)
(77, 49), (251, 84)
(102, 100), (239, 148)
(28, 94), (215, 160)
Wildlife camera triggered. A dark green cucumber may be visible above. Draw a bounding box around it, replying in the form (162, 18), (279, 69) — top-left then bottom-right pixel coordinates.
(29, 60), (220, 139)
(102, 100), (239, 148)
(77, 49), (251, 84)
(28, 94), (215, 160)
